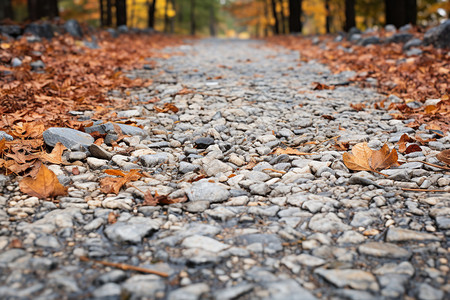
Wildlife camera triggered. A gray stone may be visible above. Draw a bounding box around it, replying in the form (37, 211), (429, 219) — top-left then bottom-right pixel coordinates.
(337, 231), (366, 244)
(213, 283), (254, 300)
(92, 283), (121, 298)
(85, 122), (147, 137)
(386, 227), (441, 242)
(87, 157), (108, 169)
(403, 38), (422, 50)
(424, 20), (450, 48)
(309, 213), (351, 232)
(379, 274), (408, 298)
(140, 153), (170, 167)
(105, 217), (161, 243)
(11, 57), (22, 67)
(0, 131), (13, 141)
(235, 234), (283, 252)
(387, 33), (413, 44)
(30, 60), (45, 70)
(0, 249), (27, 265)
(43, 127), (94, 150)
(358, 242), (411, 259)
(249, 183), (270, 195)
(97, 270), (127, 284)
(35, 235), (61, 249)
(88, 144), (113, 160)
(122, 275), (165, 297)
(314, 268), (379, 292)
(359, 36), (381, 46)
(418, 283), (444, 300)
(168, 283), (209, 300)
(194, 137), (215, 149)
(186, 181), (230, 203)
(181, 235), (230, 252)
(265, 279), (317, 300)
(179, 161), (199, 173)
(184, 200), (210, 213)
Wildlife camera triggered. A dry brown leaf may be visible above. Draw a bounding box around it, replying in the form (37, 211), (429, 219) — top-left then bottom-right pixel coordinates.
(19, 164), (68, 199)
(405, 144), (422, 154)
(342, 142), (373, 171)
(272, 147), (312, 156)
(38, 142), (67, 164)
(100, 169), (143, 194)
(369, 144), (399, 170)
(436, 150), (450, 165)
(143, 190), (187, 206)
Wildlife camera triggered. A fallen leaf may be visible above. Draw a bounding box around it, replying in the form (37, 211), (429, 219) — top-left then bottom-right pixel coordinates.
(271, 147), (312, 156)
(350, 103), (366, 111)
(108, 212), (118, 224)
(342, 142), (373, 171)
(143, 190), (187, 206)
(436, 150), (450, 165)
(38, 142), (67, 164)
(405, 144), (422, 154)
(369, 144), (398, 170)
(19, 164), (68, 199)
(100, 169), (143, 194)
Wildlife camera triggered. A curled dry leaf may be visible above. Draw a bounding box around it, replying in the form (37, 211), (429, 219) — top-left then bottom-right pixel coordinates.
(343, 142), (399, 172)
(370, 144), (399, 170)
(143, 190), (187, 206)
(271, 147), (312, 156)
(342, 142), (373, 171)
(436, 150), (450, 165)
(38, 142), (67, 164)
(19, 164), (68, 199)
(100, 169), (143, 194)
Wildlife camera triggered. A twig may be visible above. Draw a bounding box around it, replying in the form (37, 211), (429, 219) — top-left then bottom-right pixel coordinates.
(401, 188), (447, 192)
(421, 161), (450, 170)
(80, 256), (169, 277)
(372, 169), (389, 177)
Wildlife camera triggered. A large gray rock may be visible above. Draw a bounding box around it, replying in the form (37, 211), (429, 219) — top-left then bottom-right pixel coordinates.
(265, 279), (317, 300)
(0, 25), (21, 37)
(24, 23), (54, 39)
(358, 242), (411, 259)
(122, 275), (165, 298)
(386, 227), (442, 242)
(84, 122), (147, 137)
(315, 268), (379, 292)
(104, 217), (161, 243)
(64, 19), (83, 38)
(0, 131), (13, 141)
(424, 20), (450, 48)
(309, 212), (351, 232)
(181, 235), (230, 252)
(43, 127), (94, 150)
(186, 181), (230, 203)
(168, 283), (210, 300)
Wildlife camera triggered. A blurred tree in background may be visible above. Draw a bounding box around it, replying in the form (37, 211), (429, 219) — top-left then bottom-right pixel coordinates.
(1, 0), (449, 37)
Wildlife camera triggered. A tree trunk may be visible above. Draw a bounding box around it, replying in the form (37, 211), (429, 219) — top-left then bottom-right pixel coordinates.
(288, 0), (302, 34)
(99, 0), (105, 27)
(344, 0), (355, 32)
(169, 0), (175, 33)
(278, 0), (287, 34)
(116, 0), (127, 26)
(0, 0), (13, 21)
(385, 0), (407, 28)
(148, 0), (157, 28)
(209, 3), (216, 36)
(28, 0), (43, 21)
(47, 0), (59, 19)
(263, 0), (270, 36)
(271, 0), (279, 34)
(106, 0), (113, 26)
(325, 0), (331, 33)
(405, 0), (417, 25)
(164, 0), (170, 33)
(190, 0), (196, 35)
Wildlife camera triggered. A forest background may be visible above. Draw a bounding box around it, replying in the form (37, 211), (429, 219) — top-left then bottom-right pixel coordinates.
(0, 0), (449, 38)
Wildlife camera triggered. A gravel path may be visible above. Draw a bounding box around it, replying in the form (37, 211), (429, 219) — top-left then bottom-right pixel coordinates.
(1, 38), (449, 300)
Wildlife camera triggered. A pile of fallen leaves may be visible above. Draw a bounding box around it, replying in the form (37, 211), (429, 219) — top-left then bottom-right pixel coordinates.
(0, 31), (181, 129)
(267, 30), (450, 133)
(0, 29), (182, 199)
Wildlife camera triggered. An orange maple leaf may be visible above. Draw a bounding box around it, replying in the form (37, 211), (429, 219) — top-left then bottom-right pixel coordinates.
(19, 164), (68, 199)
